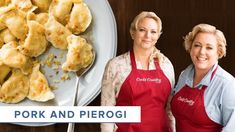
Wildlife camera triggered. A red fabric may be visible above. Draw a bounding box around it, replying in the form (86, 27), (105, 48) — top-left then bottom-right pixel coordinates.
(171, 68), (222, 132)
(116, 51), (172, 132)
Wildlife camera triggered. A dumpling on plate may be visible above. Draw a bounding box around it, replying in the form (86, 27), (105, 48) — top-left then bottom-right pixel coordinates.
(31, 0), (52, 13)
(66, 2), (92, 34)
(18, 20), (47, 57)
(0, 0), (11, 7)
(0, 3), (15, 14)
(27, 62), (55, 102)
(0, 6), (28, 40)
(27, 12), (49, 26)
(0, 28), (16, 44)
(0, 4), (14, 31)
(0, 63), (11, 85)
(11, 0), (33, 11)
(62, 35), (93, 72)
(49, 0), (73, 25)
(0, 41), (33, 75)
(45, 15), (72, 50)
(0, 4), (12, 30)
(0, 69), (29, 104)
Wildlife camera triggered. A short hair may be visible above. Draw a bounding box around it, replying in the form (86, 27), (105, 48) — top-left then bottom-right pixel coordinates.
(130, 11), (162, 35)
(184, 24), (227, 58)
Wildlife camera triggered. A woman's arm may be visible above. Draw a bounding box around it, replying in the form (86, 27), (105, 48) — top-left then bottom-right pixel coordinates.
(100, 60), (116, 132)
(166, 95), (176, 132)
(221, 80), (235, 132)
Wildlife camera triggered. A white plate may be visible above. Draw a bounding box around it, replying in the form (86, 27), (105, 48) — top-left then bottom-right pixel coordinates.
(0, 0), (117, 126)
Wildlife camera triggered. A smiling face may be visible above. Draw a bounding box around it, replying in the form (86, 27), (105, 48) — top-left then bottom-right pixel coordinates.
(131, 17), (159, 51)
(190, 32), (219, 73)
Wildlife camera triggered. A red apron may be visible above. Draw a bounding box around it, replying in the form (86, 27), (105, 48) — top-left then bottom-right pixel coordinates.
(116, 51), (172, 132)
(171, 67), (223, 132)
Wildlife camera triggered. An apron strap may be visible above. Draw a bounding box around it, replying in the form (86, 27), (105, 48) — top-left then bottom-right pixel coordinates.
(201, 66), (218, 90)
(130, 50), (137, 69)
(210, 66), (218, 81)
(153, 58), (160, 70)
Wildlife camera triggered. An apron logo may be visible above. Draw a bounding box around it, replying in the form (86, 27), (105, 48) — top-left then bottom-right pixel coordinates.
(136, 77), (161, 83)
(177, 96), (195, 106)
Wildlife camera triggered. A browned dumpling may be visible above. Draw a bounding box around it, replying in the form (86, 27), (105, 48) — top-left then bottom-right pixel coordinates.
(0, 0), (11, 7)
(18, 20), (47, 57)
(0, 5), (13, 31)
(11, 0), (33, 11)
(0, 63), (11, 85)
(27, 12), (49, 26)
(0, 41), (32, 75)
(0, 28), (16, 44)
(31, 0), (52, 13)
(62, 35), (93, 71)
(49, 0), (72, 25)
(0, 6), (28, 40)
(11, 0), (38, 13)
(0, 4), (15, 18)
(45, 15), (72, 50)
(27, 62), (55, 102)
(66, 2), (92, 34)
(0, 69), (29, 103)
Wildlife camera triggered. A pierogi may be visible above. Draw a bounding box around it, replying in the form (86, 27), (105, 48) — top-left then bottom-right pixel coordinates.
(62, 35), (93, 72)
(27, 62), (55, 102)
(0, 0), (93, 104)
(0, 69), (29, 103)
(18, 20), (47, 57)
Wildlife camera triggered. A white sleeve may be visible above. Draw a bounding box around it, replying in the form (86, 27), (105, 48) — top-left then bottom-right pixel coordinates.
(160, 57), (175, 89)
(100, 60), (116, 132)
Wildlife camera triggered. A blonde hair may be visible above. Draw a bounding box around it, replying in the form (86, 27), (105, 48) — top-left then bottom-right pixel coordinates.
(130, 11), (162, 35)
(184, 23), (227, 58)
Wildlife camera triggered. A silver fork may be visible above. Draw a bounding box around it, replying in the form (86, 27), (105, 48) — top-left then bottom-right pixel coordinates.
(67, 50), (96, 132)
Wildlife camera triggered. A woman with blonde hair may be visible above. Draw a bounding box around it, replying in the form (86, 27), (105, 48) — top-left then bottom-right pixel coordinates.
(101, 11), (175, 132)
(171, 24), (235, 131)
